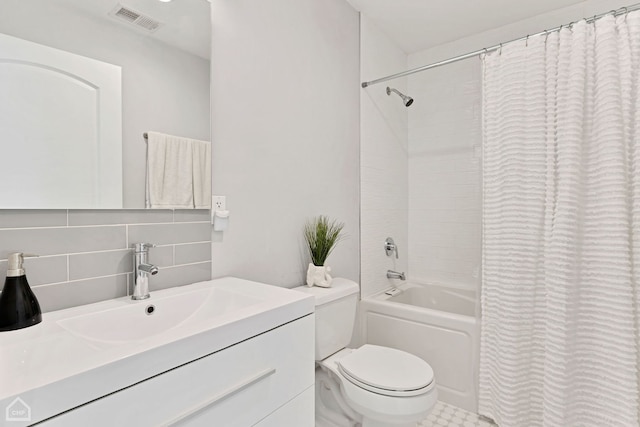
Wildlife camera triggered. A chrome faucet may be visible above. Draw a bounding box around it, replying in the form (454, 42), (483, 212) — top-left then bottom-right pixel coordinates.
(132, 243), (158, 300)
(386, 270), (406, 281)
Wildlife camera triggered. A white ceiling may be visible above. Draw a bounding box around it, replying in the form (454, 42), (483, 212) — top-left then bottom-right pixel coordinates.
(345, 0), (588, 53)
(56, 0), (211, 59)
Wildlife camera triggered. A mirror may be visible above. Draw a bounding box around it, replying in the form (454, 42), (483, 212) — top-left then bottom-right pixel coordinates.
(0, 0), (211, 209)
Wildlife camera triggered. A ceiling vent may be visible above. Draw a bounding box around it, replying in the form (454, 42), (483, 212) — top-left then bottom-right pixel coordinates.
(109, 4), (163, 33)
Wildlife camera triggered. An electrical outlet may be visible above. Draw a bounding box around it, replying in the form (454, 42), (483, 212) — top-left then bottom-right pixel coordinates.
(212, 196), (226, 210)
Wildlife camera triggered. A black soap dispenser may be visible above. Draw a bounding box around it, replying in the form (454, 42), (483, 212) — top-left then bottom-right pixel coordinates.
(0, 253), (42, 331)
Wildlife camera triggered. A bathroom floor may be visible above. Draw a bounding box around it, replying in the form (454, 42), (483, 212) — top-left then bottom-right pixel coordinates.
(419, 401), (496, 427)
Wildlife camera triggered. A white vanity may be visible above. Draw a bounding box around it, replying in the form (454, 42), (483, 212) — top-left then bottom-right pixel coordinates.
(0, 278), (315, 427)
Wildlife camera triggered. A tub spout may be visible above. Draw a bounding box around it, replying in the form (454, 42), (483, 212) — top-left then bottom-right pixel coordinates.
(386, 270), (406, 281)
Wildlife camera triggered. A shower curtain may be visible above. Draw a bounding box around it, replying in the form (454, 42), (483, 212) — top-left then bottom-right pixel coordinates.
(480, 11), (640, 427)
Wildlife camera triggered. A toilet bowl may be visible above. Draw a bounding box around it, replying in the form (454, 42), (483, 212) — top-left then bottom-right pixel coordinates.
(320, 345), (437, 426)
(294, 279), (437, 427)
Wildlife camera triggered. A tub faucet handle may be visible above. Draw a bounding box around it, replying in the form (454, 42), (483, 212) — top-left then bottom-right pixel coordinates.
(384, 237), (399, 259)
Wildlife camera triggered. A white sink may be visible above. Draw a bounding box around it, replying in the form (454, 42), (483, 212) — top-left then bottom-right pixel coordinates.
(57, 287), (263, 344)
(0, 277), (315, 426)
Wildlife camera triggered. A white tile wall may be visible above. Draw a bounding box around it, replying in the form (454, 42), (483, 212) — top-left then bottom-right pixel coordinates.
(407, 58), (482, 291)
(360, 16), (409, 298)
(360, 15), (484, 295)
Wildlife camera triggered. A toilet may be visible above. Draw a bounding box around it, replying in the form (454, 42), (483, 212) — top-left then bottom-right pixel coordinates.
(295, 278), (437, 427)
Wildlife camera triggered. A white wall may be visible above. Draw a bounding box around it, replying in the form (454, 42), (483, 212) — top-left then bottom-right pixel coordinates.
(360, 16), (409, 298)
(403, 0), (629, 291)
(0, 1), (210, 208)
(210, 0), (360, 287)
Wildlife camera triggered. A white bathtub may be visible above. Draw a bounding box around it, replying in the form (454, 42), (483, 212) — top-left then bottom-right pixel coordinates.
(360, 282), (478, 412)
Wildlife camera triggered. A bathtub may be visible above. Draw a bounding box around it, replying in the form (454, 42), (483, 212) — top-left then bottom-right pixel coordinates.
(360, 282), (478, 412)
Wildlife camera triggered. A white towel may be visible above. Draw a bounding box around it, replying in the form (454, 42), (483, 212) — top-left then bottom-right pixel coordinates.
(145, 132), (211, 209)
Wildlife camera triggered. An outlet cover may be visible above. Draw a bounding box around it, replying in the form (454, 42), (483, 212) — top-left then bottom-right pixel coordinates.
(212, 196), (226, 210)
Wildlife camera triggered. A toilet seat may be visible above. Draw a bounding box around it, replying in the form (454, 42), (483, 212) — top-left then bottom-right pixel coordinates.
(319, 346), (438, 425)
(336, 344), (434, 397)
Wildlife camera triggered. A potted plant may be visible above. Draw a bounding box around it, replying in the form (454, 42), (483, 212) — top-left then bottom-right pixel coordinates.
(304, 215), (345, 287)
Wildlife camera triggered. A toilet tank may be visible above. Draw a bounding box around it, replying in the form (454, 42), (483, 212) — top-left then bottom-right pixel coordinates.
(294, 278), (359, 361)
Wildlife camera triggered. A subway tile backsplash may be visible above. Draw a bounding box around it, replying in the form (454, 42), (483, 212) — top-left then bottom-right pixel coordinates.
(0, 209), (212, 312)
(0, 226), (127, 258)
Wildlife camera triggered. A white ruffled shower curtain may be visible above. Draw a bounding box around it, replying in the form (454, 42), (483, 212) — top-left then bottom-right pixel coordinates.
(480, 11), (640, 427)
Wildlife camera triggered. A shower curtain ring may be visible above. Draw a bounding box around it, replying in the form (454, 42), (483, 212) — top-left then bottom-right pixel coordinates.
(499, 43), (503, 55)
(622, 7), (628, 22)
(526, 35), (529, 47)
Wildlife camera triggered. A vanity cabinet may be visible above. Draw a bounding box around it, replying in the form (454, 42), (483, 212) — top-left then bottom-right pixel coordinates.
(39, 314), (314, 427)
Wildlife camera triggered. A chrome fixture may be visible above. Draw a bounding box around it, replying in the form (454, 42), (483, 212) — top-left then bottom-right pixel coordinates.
(386, 87), (413, 107)
(132, 243), (158, 300)
(387, 270), (406, 281)
(384, 237), (399, 258)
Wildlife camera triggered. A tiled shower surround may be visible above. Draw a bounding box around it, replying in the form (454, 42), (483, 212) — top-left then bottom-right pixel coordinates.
(0, 209), (212, 312)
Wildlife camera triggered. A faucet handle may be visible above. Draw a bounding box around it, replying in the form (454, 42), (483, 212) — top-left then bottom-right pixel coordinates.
(384, 237), (399, 259)
(133, 242), (156, 252)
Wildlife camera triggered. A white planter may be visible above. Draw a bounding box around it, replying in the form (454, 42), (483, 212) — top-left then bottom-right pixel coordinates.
(306, 264), (333, 288)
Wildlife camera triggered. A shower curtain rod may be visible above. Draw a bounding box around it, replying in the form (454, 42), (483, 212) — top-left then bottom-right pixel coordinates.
(361, 2), (640, 88)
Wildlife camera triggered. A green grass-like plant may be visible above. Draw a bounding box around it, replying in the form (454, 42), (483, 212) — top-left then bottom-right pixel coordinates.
(304, 216), (345, 266)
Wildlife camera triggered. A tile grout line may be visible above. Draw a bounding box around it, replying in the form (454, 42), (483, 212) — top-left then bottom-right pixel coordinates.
(172, 241), (212, 247)
(0, 242), (212, 262)
(0, 220), (211, 232)
(159, 260), (211, 269)
(31, 261), (211, 289)
(33, 272), (130, 288)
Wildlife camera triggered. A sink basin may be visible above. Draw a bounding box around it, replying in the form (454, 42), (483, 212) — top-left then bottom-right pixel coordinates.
(57, 287), (263, 344)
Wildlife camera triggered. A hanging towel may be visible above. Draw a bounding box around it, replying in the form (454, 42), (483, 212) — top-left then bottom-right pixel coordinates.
(145, 131), (211, 209)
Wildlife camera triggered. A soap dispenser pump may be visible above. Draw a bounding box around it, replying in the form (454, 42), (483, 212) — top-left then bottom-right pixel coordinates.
(0, 253), (42, 331)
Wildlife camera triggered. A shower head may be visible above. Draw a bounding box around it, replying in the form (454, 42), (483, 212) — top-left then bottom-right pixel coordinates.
(386, 87), (414, 107)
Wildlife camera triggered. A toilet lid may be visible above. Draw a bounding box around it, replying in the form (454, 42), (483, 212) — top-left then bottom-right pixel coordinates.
(337, 344), (434, 396)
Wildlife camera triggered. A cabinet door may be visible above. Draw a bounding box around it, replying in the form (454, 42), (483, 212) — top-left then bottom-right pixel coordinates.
(40, 315), (314, 427)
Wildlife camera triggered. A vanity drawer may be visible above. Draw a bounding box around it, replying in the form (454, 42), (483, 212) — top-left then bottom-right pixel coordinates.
(40, 314), (314, 427)
(253, 386), (314, 427)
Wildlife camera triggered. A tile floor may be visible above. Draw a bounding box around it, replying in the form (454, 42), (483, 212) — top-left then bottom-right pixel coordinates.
(419, 401), (497, 427)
